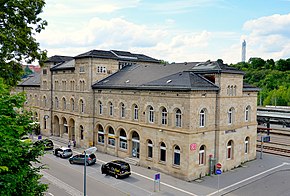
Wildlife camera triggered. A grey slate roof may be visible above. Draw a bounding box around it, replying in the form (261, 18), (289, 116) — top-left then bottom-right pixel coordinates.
(50, 59), (75, 71)
(75, 49), (160, 63)
(18, 72), (41, 87)
(46, 55), (74, 63)
(92, 62), (219, 91)
(190, 61), (244, 74)
(243, 82), (260, 92)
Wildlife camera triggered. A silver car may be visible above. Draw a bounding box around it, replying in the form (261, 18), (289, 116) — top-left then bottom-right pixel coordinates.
(53, 147), (73, 158)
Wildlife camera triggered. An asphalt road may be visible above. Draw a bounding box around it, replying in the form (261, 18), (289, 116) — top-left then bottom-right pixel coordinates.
(39, 138), (290, 196)
(41, 153), (127, 196)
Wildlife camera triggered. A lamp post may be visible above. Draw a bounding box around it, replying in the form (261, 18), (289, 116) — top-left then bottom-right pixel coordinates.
(83, 147), (97, 196)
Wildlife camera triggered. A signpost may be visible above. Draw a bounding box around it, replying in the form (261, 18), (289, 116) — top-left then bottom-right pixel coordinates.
(260, 135), (271, 159)
(84, 147), (97, 196)
(154, 173), (161, 192)
(216, 163), (222, 194)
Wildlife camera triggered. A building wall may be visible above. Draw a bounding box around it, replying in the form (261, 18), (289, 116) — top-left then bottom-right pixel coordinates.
(16, 57), (258, 181)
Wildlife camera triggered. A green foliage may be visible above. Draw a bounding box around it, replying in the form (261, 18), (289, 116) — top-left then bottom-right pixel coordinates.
(0, 0), (47, 87)
(231, 58), (290, 106)
(0, 79), (48, 195)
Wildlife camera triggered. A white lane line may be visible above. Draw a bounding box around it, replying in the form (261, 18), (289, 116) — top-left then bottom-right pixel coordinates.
(44, 155), (153, 195)
(132, 172), (198, 196)
(53, 143), (198, 196)
(41, 170), (83, 196)
(47, 193), (54, 196)
(207, 162), (288, 196)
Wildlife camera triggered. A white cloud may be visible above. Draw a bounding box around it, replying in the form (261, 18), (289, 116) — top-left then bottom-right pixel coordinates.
(37, 16), (226, 63)
(242, 13), (290, 61)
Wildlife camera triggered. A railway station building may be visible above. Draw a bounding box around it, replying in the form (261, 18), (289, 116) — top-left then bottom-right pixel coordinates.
(15, 49), (259, 181)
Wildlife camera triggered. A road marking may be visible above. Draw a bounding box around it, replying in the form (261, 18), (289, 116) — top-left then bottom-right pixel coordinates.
(207, 162), (288, 196)
(47, 193), (54, 196)
(41, 170), (83, 196)
(52, 143), (198, 196)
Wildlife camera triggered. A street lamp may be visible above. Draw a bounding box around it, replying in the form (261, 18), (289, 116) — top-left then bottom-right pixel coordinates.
(83, 147), (97, 196)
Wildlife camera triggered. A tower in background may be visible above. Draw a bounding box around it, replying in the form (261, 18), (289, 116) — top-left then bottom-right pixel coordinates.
(242, 40), (246, 62)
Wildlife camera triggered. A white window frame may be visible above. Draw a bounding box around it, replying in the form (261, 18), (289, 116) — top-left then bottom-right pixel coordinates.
(161, 108), (167, 125)
(149, 106), (154, 123)
(175, 109), (182, 127)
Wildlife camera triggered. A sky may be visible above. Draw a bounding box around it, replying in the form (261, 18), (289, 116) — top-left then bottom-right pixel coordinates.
(36, 0), (290, 64)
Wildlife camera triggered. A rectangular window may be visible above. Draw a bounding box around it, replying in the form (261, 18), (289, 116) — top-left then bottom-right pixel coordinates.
(199, 151), (205, 165)
(43, 69), (47, 75)
(79, 66), (85, 73)
(98, 132), (104, 144)
(174, 152), (180, 165)
(160, 148), (166, 162)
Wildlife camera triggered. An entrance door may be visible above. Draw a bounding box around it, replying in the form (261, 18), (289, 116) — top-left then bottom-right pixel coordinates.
(132, 139), (140, 158)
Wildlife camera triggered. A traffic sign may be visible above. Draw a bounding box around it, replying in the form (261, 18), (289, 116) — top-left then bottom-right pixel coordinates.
(262, 135), (270, 142)
(154, 173), (160, 181)
(216, 169), (222, 175)
(216, 163), (222, 169)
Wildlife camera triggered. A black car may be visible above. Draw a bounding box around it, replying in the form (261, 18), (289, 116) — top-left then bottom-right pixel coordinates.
(34, 139), (54, 150)
(53, 147), (73, 158)
(69, 153), (96, 165)
(101, 160), (131, 179)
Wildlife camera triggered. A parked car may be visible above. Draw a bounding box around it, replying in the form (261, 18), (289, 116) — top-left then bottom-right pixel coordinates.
(101, 160), (131, 179)
(34, 138), (54, 150)
(20, 135), (32, 143)
(53, 147), (73, 158)
(69, 153), (96, 165)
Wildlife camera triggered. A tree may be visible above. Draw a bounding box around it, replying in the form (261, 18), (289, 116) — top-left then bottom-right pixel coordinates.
(248, 57), (265, 69)
(0, 79), (48, 195)
(0, 0), (47, 86)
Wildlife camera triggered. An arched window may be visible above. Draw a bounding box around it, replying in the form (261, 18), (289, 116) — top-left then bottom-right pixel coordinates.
(173, 145), (180, 165)
(80, 125), (84, 140)
(230, 85), (233, 96)
(199, 145), (206, 165)
(108, 127), (115, 146)
(80, 99), (84, 113)
(245, 137), (249, 154)
(149, 106), (154, 123)
(71, 98), (75, 111)
(134, 105), (139, 120)
(161, 107), (167, 125)
(228, 108), (234, 124)
(227, 85), (230, 95)
(147, 140), (153, 159)
(175, 109), (182, 127)
(200, 109), (206, 127)
(245, 106), (250, 122)
(227, 140), (233, 159)
(99, 101), (103, 115)
(97, 125), (104, 144)
(62, 97), (66, 110)
(160, 142), (166, 162)
(234, 85), (237, 96)
(55, 97), (59, 109)
(109, 102), (113, 116)
(43, 96), (47, 107)
(63, 118), (68, 133)
(120, 103), (125, 118)
(119, 129), (127, 150)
